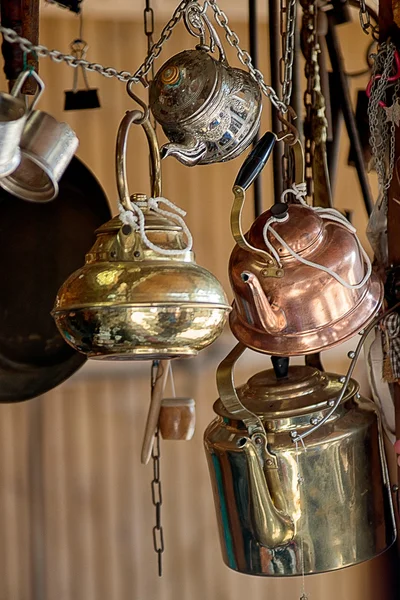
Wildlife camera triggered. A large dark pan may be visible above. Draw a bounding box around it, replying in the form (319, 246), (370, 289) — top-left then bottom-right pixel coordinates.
(0, 156), (111, 402)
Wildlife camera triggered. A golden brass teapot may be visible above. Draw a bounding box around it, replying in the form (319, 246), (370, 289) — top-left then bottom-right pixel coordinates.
(204, 344), (396, 576)
(229, 133), (383, 356)
(52, 110), (230, 360)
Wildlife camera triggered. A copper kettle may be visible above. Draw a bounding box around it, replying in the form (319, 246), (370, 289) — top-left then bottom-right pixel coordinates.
(228, 133), (383, 356)
(52, 110), (230, 360)
(204, 343), (396, 576)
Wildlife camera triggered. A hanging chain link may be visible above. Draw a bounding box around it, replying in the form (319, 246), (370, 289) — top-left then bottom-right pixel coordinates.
(280, 0), (297, 107)
(368, 42), (398, 205)
(280, 0), (297, 186)
(0, 0), (293, 112)
(0, 0), (190, 84)
(143, 0), (157, 130)
(300, 0), (329, 199)
(150, 360), (164, 577)
(208, 0), (291, 112)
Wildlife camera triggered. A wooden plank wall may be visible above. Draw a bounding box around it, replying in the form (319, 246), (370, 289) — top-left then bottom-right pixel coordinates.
(0, 12), (396, 600)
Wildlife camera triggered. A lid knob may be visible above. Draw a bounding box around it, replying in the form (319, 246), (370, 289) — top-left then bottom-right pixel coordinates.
(270, 203), (289, 220)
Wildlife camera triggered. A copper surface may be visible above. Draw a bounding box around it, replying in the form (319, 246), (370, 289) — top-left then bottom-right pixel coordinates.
(229, 203), (383, 355)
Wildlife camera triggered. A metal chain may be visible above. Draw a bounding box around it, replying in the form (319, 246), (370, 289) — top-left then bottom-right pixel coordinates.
(144, 0), (157, 130)
(368, 42), (398, 205)
(150, 360), (164, 577)
(280, 0), (297, 107)
(208, 0), (289, 112)
(0, 0), (190, 84)
(0, 0), (291, 112)
(300, 0), (328, 199)
(359, 0), (371, 33)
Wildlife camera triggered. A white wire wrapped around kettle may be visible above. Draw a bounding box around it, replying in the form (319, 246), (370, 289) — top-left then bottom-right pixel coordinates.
(262, 182), (372, 291)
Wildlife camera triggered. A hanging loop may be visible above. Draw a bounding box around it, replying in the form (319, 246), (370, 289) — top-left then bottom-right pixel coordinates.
(276, 106), (299, 145)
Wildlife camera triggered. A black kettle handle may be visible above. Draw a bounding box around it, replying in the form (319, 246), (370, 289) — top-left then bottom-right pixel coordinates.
(234, 131), (277, 190)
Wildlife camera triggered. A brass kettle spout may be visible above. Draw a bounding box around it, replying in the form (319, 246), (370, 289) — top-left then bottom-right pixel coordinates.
(241, 271), (287, 334)
(239, 434), (294, 548)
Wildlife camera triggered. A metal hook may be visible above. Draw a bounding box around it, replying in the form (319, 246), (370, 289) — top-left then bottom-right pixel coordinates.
(126, 80), (150, 124)
(276, 107), (299, 145)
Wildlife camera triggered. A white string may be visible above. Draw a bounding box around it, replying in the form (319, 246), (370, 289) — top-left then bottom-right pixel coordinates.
(118, 196), (193, 256)
(295, 439), (308, 600)
(262, 183), (372, 290)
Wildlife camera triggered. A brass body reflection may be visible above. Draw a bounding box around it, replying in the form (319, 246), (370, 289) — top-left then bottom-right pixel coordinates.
(52, 110), (230, 360)
(204, 361), (396, 576)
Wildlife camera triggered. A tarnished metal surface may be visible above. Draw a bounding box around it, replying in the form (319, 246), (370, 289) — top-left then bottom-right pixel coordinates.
(204, 360), (396, 576)
(149, 49), (262, 166)
(229, 203), (383, 355)
(0, 109), (79, 202)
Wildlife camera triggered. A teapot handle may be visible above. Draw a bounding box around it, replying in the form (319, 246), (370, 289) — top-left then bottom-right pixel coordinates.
(116, 107), (162, 211)
(217, 342), (267, 437)
(231, 132), (282, 274)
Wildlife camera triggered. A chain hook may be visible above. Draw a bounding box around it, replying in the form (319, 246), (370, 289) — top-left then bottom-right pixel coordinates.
(277, 106), (299, 145)
(126, 80), (150, 123)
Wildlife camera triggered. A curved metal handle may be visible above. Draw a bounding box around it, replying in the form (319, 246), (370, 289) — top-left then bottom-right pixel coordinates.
(231, 132), (280, 269)
(116, 109), (162, 211)
(11, 69), (44, 111)
(184, 1), (227, 64)
(216, 343), (266, 436)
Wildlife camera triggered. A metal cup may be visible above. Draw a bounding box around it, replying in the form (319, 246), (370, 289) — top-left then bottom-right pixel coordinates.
(0, 109), (79, 202)
(0, 70), (43, 178)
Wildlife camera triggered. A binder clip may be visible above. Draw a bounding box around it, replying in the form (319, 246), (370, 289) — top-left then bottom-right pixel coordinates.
(64, 40), (100, 111)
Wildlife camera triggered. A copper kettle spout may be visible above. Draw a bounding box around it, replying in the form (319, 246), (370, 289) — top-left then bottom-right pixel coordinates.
(239, 434), (294, 548)
(160, 138), (207, 166)
(241, 271), (287, 334)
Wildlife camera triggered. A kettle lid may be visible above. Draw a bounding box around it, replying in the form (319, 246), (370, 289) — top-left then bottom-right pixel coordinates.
(150, 49), (219, 125)
(215, 365), (358, 419)
(248, 204), (324, 258)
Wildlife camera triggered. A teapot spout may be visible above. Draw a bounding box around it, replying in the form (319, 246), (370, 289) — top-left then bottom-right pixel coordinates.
(240, 435), (294, 548)
(241, 271), (287, 334)
(160, 139), (208, 166)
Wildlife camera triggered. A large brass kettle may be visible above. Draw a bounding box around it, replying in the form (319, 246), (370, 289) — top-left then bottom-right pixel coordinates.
(228, 133), (383, 356)
(204, 343), (396, 576)
(52, 110), (230, 360)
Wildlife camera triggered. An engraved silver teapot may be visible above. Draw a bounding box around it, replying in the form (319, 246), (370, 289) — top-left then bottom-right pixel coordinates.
(204, 344), (396, 576)
(149, 6), (262, 166)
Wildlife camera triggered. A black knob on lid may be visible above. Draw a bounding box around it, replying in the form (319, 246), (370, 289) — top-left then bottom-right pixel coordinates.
(270, 203), (288, 219)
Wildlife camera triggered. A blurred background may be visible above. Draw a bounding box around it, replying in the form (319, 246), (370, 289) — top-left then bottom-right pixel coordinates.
(0, 1), (397, 599)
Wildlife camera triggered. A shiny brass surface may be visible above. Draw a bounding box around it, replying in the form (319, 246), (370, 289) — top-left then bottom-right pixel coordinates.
(204, 349), (396, 576)
(52, 111), (230, 360)
(229, 202), (383, 355)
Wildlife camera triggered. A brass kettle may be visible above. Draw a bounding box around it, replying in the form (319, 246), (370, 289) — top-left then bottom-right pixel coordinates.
(52, 110), (230, 360)
(228, 133), (383, 356)
(149, 11), (262, 167)
(204, 343), (396, 576)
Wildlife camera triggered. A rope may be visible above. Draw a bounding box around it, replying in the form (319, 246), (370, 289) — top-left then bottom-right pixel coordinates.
(118, 196), (193, 256)
(262, 183), (372, 290)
